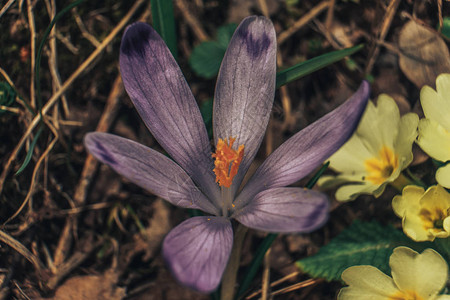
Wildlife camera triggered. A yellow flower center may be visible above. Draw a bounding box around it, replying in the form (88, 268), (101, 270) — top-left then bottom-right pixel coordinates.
(212, 137), (244, 188)
(388, 290), (424, 300)
(419, 207), (449, 232)
(364, 146), (399, 185)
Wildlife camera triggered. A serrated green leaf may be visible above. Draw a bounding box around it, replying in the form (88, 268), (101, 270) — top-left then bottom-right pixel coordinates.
(296, 220), (431, 281)
(276, 44), (364, 88)
(151, 0), (177, 59)
(190, 42), (225, 79)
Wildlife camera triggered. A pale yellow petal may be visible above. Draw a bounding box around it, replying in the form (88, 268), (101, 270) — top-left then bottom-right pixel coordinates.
(434, 73), (450, 130)
(417, 118), (450, 162)
(394, 113), (419, 168)
(436, 164), (450, 189)
(328, 135), (373, 173)
(340, 265), (399, 299)
(421, 78), (450, 131)
(376, 95), (401, 147)
(390, 247), (448, 298)
(403, 214), (433, 241)
(443, 216), (450, 233)
(436, 294), (450, 300)
(421, 184), (450, 210)
(391, 185), (424, 217)
(355, 101), (385, 153)
(335, 182), (379, 202)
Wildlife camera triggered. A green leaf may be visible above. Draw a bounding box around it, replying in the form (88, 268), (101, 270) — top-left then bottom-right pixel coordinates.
(15, 125), (44, 175)
(151, 0), (177, 59)
(190, 42), (226, 79)
(296, 220), (431, 281)
(199, 98), (213, 138)
(276, 44), (364, 88)
(189, 23), (237, 79)
(0, 81), (17, 113)
(216, 23), (238, 48)
(440, 17), (450, 39)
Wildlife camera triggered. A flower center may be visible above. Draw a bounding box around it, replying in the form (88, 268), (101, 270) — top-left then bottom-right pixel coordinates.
(419, 207), (449, 232)
(388, 290), (424, 300)
(364, 146), (398, 185)
(212, 137), (244, 188)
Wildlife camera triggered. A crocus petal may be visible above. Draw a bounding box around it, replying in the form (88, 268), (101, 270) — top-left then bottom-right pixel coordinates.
(390, 247), (448, 298)
(84, 133), (218, 215)
(163, 216), (233, 293)
(235, 81), (369, 206)
(233, 187), (328, 233)
(338, 266), (399, 299)
(119, 22), (219, 201)
(213, 16), (276, 192)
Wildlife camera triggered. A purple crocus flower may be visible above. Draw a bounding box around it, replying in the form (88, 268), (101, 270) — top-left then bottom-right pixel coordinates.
(84, 16), (369, 293)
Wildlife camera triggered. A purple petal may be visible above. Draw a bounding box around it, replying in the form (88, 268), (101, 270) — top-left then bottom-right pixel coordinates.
(233, 187), (329, 233)
(213, 16), (276, 193)
(119, 22), (219, 201)
(84, 133), (219, 215)
(235, 81), (370, 206)
(163, 216), (233, 293)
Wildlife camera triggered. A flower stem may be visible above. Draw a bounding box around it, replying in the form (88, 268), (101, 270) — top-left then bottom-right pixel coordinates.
(221, 224), (248, 300)
(390, 172), (415, 192)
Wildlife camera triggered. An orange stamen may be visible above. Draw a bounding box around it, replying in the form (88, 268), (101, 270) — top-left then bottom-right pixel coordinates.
(212, 137), (244, 188)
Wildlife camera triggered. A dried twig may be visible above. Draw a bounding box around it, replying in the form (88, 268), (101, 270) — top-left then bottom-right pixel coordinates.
(0, 0), (146, 195)
(44, 0), (70, 117)
(0, 0), (15, 19)
(0, 230), (45, 272)
(175, 0), (209, 42)
(278, 1), (331, 45)
(261, 247), (271, 300)
(26, 0), (36, 109)
(365, 0), (401, 74)
(73, 7), (101, 47)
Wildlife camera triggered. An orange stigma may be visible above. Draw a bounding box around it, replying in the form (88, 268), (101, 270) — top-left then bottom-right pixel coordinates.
(212, 137), (244, 188)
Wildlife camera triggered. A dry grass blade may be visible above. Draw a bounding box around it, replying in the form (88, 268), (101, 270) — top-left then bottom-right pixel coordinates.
(365, 0), (401, 74)
(270, 278), (319, 298)
(175, 0), (209, 42)
(0, 0), (146, 196)
(4, 119), (59, 224)
(0, 230), (45, 272)
(245, 271), (300, 299)
(277, 1), (330, 45)
(0, 0), (16, 19)
(26, 0), (36, 109)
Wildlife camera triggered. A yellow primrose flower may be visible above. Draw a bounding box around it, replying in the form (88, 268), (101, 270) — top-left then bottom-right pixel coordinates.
(417, 73), (450, 188)
(319, 94), (419, 201)
(338, 247), (450, 300)
(392, 185), (450, 241)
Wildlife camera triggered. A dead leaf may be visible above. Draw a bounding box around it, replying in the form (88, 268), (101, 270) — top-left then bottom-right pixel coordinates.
(398, 21), (450, 88)
(49, 270), (125, 300)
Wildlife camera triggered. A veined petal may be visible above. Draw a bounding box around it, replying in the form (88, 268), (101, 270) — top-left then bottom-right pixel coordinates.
(417, 118), (450, 163)
(233, 187), (328, 233)
(84, 133), (218, 215)
(338, 266), (399, 299)
(436, 164), (450, 188)
(420, 74), (450, 131)
(163, 216), (233, 293)
(390, 247), (448, 298)
(236, 81), (369, 206)
(119, 22), (219, 201)
(213, 16), (276, 193)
